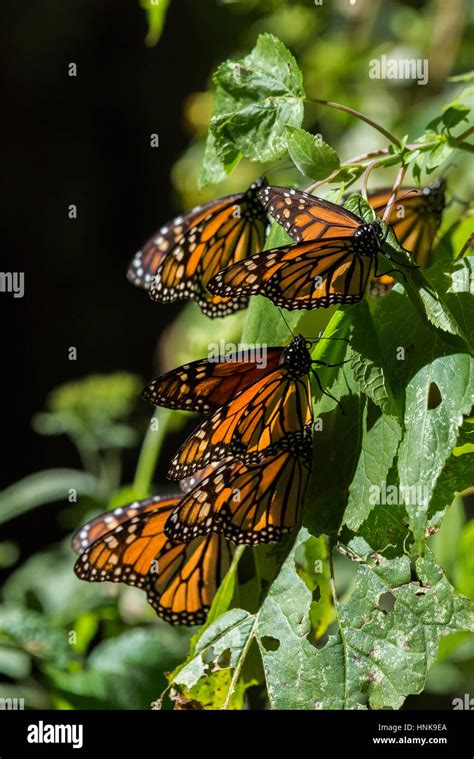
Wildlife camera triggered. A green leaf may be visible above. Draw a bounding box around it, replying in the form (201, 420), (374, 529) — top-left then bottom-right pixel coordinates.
(349, 193), (470, 342)
(429, 496), (465, 583)
(370, 258), (474, 550)
(199, 131), (241, 188)
(350, 299), (398, 416)
(457, 520), (474, 600)
(442, 104), (471, 129)
(344, 403), (403, 535)
(294, 535), (333, 638)
(0, 469), (99, 525)
(332, 538), (474, 709)
(140, 0), (171, 47)
(448, 70), (474, 83)
(424, 140), (454, 173)
(169, 530), (474, 709)
(427, 105), (471, 131)
(302, 308), (364, 539)
(47, 625), (191, 710)
(427, 419), (474, 532)
(285, 126), (340, 180)
(201, 34), (305, 183)
(0, 607), (77, 667)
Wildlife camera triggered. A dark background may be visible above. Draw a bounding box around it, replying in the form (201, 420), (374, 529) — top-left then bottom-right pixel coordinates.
(1, 0), (255, 488)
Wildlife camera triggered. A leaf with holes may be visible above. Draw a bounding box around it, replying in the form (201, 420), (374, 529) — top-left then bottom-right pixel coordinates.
(168, 530), (474, 709)
(369, 256), (474, 551)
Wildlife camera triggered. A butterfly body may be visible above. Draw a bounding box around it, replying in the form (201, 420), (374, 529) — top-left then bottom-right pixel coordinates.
(143, 335), (314, 478)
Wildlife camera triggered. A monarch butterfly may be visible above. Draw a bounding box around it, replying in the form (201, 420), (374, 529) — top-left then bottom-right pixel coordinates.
(367, 178), (446, 269)
(127, 178), (268, 318)
(142, 343), (286, 414)
(164, 427), (313, 546)
(73, 495), (232, 626)
(207, 185), (404, 310)
(160, 335), (314, 479)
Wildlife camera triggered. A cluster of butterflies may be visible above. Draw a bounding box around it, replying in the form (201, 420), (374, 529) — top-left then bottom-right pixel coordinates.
(73, 174), (446, 626)
(127, 175), (445, 314)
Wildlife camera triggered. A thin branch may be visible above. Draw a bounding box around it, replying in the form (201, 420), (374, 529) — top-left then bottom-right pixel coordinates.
(307, 98), (401, 148)
(361, 158), (384, 201)
(456, 125), (474, 142)
(382, 163), (408, 222)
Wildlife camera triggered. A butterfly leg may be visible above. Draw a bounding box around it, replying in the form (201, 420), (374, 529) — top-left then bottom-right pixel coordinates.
(311, 368), (345, 414)
(374, 267), (408, 283)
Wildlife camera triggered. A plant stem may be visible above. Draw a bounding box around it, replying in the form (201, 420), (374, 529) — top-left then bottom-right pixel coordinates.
(328, 539), (349, 708)
(456, 125), (474, 142)
(133, 408), (172, 495)
(382, 163), (408, 222)
(361, 158), (384, 201)
(306, 98), (401, 149)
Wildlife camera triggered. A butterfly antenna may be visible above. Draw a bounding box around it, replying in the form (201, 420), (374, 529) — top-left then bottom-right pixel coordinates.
(311, 368), (345, 414)
(278, 308), (296, 339)
(305, 334), (349, 344)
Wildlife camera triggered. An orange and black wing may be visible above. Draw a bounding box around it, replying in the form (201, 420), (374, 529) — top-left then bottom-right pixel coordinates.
(127, 200), (230, 290)
(208, 237), (373, 310)
(73, 495), (232, 626)
(368, 180), (446, 268)
(142, 349), (284, 413)
(165, 434), (312, 546)
(74, 497), (179, 589)
(168, 367), (312, 479)
(71, 495), (171, 554)
(143, 179), (268, 318)
(257, 184), (361, 242)
(146, 530), (232, 625)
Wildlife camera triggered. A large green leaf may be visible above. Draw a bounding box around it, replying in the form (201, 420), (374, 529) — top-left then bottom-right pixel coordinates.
(370, 259), (473, 550)
(200, 34), (305, 184)
(169, 530), (474, 709)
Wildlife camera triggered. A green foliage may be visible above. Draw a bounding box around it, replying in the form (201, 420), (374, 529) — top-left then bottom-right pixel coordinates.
(2, 7), (474, 713)
(140, 0), (171, 47)
(200, 33), (305, 185)
(285, 126), (340, 180)
(166, 32), (474, 710)
(0, 470), (98, 525)
(168, 531), (474, 709)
